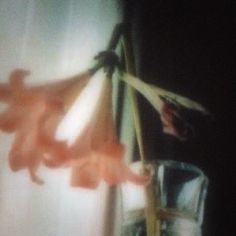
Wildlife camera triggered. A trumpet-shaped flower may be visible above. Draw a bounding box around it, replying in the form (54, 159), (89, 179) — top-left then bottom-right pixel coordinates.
(123, 73), (208, 140)
(0, 69), (92, 184)
(67, 77), (149, 188)
(0, 69), (148, 188)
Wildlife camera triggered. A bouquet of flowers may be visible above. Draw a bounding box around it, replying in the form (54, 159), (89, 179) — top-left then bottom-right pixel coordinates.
(0, 24), (209, 236)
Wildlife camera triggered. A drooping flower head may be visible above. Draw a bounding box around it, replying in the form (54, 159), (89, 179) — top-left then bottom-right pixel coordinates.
(0, 69), (148, 188)
(0, 69), (92, 184)
(67, 76), (149, 188)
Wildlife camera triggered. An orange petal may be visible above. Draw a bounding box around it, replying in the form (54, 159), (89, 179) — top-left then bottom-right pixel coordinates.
(28, 155), (44, 185)
(29, 170), (44, 185)
(100, 157), (126, 185)
(9, 69), (30, 80)
(100, 155), (149, 186)
(9, 129), (44, 183)
(70, 78), (116, 152)
(41, 141), (69, 168)
(36, 98), (69, 168)
(9, 133), (27, 171)
(32, 71), (92, 109)
(99, 143), (149, 185)
(0, 84), (11, 102)
(70, 158), (100, 189)
(98, 143), (125, 184)
(0, 109), (21, 132)
(0, 69), (28, 102)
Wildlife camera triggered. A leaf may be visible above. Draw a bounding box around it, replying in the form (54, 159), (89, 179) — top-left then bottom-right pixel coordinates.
(122, 73), (209, 115)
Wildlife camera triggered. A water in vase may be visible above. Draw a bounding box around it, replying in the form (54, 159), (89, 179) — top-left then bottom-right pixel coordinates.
(121, 208), (201, 236)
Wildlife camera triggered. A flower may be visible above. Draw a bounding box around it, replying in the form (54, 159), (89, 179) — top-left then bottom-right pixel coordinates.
(158, 96), (193, 140)
(67, 77), (149, 188)
(123, 73), (208, 140)
(0, 69), (148, 188)
(0, 69), (92, 184)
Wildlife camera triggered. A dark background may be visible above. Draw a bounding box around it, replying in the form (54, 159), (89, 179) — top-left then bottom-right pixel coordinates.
(122, 0), (235, 235)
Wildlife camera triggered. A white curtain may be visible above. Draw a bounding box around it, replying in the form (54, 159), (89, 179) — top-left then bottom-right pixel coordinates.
(0, 1), (122, 235)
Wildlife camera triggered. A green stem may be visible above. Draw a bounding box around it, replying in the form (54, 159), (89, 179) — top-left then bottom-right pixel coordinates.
(121, 35), (145, 164)
(97, 23), (160, 236)
(121, 29), (159, 236)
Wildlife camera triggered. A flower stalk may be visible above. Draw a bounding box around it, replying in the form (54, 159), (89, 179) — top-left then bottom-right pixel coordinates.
(121, 27), (160, 236)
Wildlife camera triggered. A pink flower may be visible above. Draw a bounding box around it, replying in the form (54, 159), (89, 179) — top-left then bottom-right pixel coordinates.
(0, 69), (91, 184)
(67, 78), (149, 188)
(0, 69), (148, 188)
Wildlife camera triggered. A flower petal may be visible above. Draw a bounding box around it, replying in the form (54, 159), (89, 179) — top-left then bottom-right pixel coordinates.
(0, 109), (21, 132)
(70, 155), (100, 188)
(0, 84), (11, 102)
(9, 132), (44, 184)
(99, 143), (149, 185)
(8, 98), (51, 184)
(32, 71), (92, 109)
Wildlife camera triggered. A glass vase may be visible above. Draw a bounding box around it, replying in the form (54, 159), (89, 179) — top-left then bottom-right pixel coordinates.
(121, 160), (208, 236)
